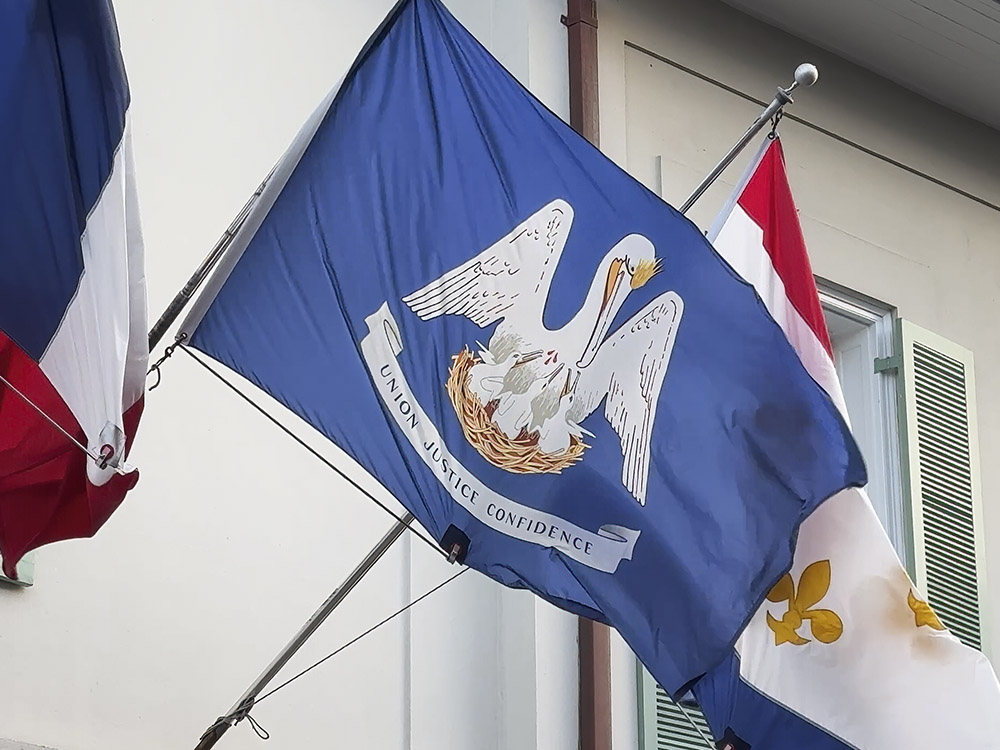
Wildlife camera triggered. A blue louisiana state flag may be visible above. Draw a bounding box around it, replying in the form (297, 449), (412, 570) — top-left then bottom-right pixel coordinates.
(179, 0), (865, 693)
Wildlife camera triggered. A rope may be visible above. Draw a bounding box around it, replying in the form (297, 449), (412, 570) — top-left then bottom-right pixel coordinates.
(146, 332), (187, 390)
(245, 714), (270, 741)
(254, 567), (469, 705)
(168, 342), (707, 745)
(176, 344), (449, 560)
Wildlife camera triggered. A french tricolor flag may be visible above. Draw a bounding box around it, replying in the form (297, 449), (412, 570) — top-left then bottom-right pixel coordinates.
(694, 136), (1000, 748)
(0, 0), (146, 579)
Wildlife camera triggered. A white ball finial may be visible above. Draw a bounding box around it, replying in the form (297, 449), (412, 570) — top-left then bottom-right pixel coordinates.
(794, 63), (819, 87)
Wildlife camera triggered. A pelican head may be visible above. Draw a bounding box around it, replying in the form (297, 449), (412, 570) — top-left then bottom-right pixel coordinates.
(577, 235), (660, 368)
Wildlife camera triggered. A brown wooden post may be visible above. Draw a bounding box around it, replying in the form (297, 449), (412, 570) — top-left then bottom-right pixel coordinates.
(577, 614), (613, 750)
(563, 3), (611, 750)
(564, 0), (600, 145)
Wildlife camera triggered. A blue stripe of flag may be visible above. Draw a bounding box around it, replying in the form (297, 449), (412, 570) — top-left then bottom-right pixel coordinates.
(0, 0), (129, 360)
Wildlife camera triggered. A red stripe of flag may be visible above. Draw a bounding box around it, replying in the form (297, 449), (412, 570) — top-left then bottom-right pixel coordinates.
(0, 332), (142, 579)
(737, 139), (833, 357)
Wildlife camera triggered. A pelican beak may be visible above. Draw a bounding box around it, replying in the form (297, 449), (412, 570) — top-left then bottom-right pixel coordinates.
(577, 258), (626, 368)
(545, 362), (566, 384)
(561, 369), (579, 398)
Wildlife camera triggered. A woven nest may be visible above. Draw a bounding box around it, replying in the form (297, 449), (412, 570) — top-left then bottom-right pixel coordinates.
(446, 348), (588, 474)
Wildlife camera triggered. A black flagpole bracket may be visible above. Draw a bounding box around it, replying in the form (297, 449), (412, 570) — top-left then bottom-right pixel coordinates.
(441, 525), (469, 564)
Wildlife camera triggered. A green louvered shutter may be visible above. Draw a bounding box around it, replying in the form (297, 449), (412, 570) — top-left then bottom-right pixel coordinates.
(898, 320), (988, 654)
(638, 666), (715, 750)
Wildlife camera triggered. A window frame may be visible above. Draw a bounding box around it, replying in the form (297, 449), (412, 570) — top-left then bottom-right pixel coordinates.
(817, 279), (910, 572)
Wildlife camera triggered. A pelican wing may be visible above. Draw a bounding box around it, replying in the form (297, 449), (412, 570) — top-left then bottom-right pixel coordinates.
(602, 292), (683, 504)
(402, 200), (573, 328)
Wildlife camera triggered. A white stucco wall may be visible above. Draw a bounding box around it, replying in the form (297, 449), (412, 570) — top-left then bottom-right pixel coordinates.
(0, 3), (578, 750)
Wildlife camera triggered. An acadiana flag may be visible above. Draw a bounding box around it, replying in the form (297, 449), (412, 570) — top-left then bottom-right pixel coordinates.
(0, 0), (147, 578)
(693, 136), (1000, 748)
(178, 0), (864, 694)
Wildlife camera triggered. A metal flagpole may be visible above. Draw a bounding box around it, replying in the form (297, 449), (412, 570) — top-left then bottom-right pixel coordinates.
(161, 63), (819, 750)
(678, 63), (818, 214)
(145, 192), (427, 747)
(146, 168), (274, 351)
(193, 512), (415, 750)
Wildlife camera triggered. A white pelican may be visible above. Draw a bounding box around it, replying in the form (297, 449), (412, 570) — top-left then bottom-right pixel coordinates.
(402, 199), (683, 504)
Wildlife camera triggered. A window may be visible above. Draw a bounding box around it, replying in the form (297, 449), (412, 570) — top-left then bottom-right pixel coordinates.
(819, 282), (908, 563)
(822, 284), (988, 653)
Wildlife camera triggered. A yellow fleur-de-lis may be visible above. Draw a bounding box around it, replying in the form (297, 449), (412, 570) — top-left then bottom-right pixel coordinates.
(765, 560), (843, 647)
(908, 589), (946, 631)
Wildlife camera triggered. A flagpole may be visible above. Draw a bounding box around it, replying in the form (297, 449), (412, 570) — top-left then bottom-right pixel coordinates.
(192, 512), (415, 750)
(678, 63), (818, 215)
(146, 169), (274, 351)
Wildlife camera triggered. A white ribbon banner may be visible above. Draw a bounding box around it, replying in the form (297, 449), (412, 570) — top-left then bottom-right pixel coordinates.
(360, 303), (640, 573)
